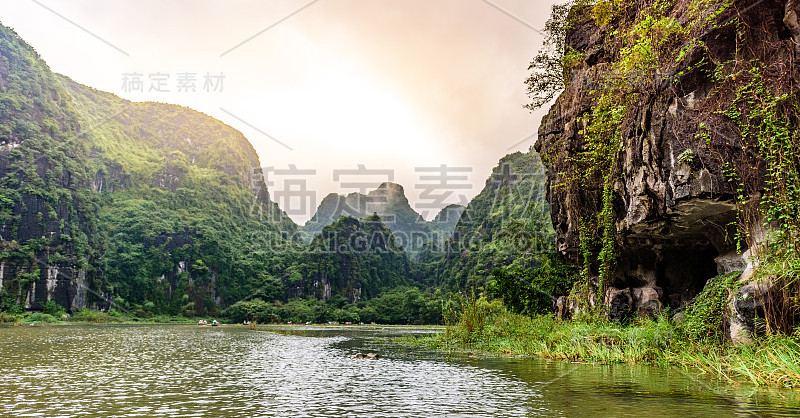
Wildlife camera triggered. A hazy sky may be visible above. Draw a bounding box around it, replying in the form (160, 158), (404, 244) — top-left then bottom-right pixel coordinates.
(0, 0), (559, 223)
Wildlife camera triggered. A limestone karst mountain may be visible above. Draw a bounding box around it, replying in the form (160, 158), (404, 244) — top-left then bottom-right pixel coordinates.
(302, 182), (464, 252)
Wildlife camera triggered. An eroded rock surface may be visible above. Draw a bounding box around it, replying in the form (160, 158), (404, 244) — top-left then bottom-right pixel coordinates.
(536, 0), (798, 324)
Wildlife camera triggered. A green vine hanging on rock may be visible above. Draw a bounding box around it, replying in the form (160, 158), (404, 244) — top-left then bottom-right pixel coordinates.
(528, 0), (756, 316)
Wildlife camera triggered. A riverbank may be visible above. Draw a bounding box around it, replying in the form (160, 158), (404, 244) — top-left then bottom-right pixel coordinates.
(0, 309), (447, 329)
(0, 308), (215, 326)
(259, 323), (444, 331)
(399, 304), (800, 388)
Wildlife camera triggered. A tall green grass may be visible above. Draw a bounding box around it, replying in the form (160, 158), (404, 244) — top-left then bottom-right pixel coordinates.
(415, 296), (800, 388)
(671, 336), (800, 387)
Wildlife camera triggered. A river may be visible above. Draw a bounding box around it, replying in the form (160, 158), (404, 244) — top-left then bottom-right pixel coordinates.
(0, 324), (798, 417)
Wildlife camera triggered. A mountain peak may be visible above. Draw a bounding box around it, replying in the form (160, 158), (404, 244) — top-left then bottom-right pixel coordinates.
(375, 182), (404, 193)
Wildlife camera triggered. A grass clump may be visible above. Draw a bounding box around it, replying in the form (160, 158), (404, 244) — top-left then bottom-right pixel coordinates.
(0, 311), (22, 323)
(23, 312), (60, 324)
(69, 308), (116, 323)
(68, 308), (204, 324)
(671, 335), (800, 388)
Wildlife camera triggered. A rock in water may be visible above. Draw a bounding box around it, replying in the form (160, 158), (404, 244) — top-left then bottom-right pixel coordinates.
(351, 353), (380, 359)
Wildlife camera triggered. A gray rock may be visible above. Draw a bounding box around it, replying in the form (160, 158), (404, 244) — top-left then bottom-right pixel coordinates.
(352, 353), (380, 359)
(606, 287), (633, 322)
(723, 276), (778, 344)
(733, 281), (771, 334)
(785, 0), (800, 58)
(632, 286), (662, 318)
(729, 291), (755, 345)
(714, 251), (748, 275)
(555, 296), (568, 319)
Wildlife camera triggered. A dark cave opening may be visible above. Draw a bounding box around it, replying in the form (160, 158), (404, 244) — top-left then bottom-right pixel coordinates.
(609, 198), (742, 313)
(657, 245), (721, 310)
(613, 240), (723, 311)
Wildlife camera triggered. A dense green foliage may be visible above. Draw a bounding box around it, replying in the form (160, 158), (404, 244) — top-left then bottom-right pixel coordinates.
(0, 307), (213, 325)
(0, 23), (103, 307)
(290, 214), (413, 301)
(425, 151), (566, 293)
(488, 253), (576, 316)
(677, 271), (743, 343)
(226, 286), (447, 325)
(64, 78), (302, 314)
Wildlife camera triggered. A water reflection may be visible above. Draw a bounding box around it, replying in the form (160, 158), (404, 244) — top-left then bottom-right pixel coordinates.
(0, 324), (797, 417)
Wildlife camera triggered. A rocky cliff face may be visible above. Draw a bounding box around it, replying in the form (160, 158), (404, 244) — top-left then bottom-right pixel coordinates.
(536, 0), (799, 322)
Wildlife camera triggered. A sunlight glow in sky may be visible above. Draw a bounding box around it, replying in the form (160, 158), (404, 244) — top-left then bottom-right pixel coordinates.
(0, 0), (559, 223)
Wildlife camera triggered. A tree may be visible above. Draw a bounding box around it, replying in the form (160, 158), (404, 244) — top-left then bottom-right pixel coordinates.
(488, 254), (576, 316)
(524, 1), (582, 111)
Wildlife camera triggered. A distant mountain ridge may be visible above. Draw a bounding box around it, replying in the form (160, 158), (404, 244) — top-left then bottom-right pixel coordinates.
(301, 182), (464, 252)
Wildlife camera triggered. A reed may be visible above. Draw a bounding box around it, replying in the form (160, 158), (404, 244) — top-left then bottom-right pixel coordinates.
(410, 298), (800, 388)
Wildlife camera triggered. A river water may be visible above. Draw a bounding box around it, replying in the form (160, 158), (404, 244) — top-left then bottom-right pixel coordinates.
(0, 324), (798, 417)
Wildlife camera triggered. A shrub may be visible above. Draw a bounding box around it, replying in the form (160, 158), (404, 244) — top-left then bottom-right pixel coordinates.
(677, 271), (743, 342)
(0, 311), (20, 323)
(42, 300), (66, 317)
(25, 312), (59, 323)
(70, 308), (99, 322)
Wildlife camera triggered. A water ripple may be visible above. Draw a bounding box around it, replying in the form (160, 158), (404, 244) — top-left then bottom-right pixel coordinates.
(0, 326), (539, 417)
(1, 325), (798, 417)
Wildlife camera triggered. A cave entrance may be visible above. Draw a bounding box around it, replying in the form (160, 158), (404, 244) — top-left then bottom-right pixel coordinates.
(613, 241), (721, 311)
(613, 198), (741, 312)
(657, 244), (720, 309)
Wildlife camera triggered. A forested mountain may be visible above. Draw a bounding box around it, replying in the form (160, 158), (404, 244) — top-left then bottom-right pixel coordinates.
(423, 151), (561, 290)
(291, 214), (412, 302)
(0, 23), (296, 316)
